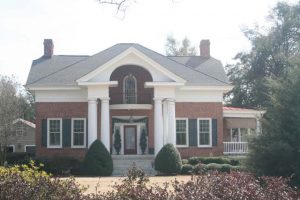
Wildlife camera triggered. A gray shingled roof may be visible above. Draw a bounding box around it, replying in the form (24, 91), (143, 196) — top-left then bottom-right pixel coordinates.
(26, 43), (230, 87)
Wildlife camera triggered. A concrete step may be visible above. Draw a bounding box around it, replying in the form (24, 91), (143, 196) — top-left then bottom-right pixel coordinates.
(112, 155), (156, 176)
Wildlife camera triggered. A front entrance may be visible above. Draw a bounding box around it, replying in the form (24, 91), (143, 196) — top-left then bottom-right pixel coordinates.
(124, 125), (137, 154)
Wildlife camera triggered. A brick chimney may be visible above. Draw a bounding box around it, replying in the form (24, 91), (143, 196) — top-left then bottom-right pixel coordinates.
(200, 39), (210, 58)
(43, 39), (54, 58)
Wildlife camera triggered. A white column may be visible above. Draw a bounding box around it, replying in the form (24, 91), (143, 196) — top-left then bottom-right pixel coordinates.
(101, 97), (110, 152)
(167, 98), (176, 145)
(163, 100), (169, 145)
(88, 99), (98, 147)
(256, 117), (261, 134)
(154, 98), (164, 155)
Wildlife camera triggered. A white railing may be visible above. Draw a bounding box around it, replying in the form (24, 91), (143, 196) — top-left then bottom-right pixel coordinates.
(223, 142), (249, 155)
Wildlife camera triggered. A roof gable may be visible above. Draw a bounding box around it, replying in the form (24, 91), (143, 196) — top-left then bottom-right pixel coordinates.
(26, 43), (231, 88)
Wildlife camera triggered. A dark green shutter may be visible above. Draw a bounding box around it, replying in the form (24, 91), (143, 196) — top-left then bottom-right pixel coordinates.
(63, 119), (71, 147)
(212, 119), (218, 146)
(86, 118), (88, 148)
(41, 119), (47, 147)
(189, 119), (197, 146)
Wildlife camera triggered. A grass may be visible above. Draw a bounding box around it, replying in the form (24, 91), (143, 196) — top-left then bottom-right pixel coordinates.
(74, 176), (192, 194)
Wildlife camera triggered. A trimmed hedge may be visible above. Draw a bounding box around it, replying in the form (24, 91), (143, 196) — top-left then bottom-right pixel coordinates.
(155, 144), (182, 175)
(83, 140), (113, 176)
(6, 152), (33, 165)
(181, 164), (194, 175)
(188, 156), (242, 166)
(35, 156), (80, 175)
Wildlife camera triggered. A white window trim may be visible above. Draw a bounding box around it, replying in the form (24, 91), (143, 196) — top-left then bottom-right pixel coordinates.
(71, 118), (86, 148)
(123, 74), (137, 104)
(24, 145), (36, 152)
(47, 118), (62, 148)
(176, 118), (189, 147)
(197, 118), (212, 147)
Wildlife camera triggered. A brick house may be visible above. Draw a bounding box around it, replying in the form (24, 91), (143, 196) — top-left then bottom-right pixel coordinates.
(26, 39), (263, 161)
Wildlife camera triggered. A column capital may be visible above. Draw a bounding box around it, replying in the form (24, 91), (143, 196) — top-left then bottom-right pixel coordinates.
(153, 97), (163, 102)
(101, 97), (110, 102)
(88, 98), (97, 103)
(166, 98), (176, 103)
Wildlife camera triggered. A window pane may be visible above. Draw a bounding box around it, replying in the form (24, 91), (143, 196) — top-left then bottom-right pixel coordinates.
(74, 133), (84, 146)
(74, 120), (84, 132)
(176, 120), (187, 145)
(231, 128), (239, 142)
(124, 75), (137, 104)
(50, 120), (60, 132)
(199, 132), (210, 145)
(176, 133), (187, 145)
(50, 132), (60, 145)
(199, 120), (210, 145)
(240, 128), (248, 142)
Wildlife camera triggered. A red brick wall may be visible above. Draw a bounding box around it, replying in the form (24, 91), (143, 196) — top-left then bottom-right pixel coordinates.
(35, 102), (89, 160)
(109, 65), (154, 104)
(176, 102), (224, 158)
(36, 101), (223, 159)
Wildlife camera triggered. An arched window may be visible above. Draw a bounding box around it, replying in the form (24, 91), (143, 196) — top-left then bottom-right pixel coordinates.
(123, 74), (137, 104)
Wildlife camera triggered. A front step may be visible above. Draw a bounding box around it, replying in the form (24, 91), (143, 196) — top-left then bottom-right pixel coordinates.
(112, 155), (156, 176)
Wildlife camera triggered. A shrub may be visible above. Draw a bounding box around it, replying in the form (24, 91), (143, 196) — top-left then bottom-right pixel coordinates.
(154, 144), (182, 175)
(182, 159), (189, 165)
(0, 161), (85, 200)
(188, 157), (201, 165)
(139, 128), (147, 154)
(83, 140), (113, 176)
(181, 164), (194, 175)
(219, 164), (232, 173)
(193, 163), (208, 174)
(113, 128), (121, 155)
(206, 163), (222, 171)
(36, 156), (80, 175)
(6, 152), (33, 165)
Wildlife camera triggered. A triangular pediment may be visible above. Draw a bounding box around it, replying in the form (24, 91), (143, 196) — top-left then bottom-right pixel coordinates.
(77, 46), (186, 84)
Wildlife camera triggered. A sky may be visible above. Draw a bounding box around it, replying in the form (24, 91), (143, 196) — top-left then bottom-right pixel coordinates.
(0, 0), (295, 84)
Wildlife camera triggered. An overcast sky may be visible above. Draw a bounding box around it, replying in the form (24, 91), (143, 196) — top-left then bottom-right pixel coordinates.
(0, 0), (295, 84)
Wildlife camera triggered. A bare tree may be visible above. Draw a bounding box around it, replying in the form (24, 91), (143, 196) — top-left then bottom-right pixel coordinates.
(0, 75), (30, 165)
(97, 0), (132, 13)
(165, 35), (197, 56)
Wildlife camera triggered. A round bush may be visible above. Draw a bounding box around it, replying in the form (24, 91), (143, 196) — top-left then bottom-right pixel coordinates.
(194, 163), (208, 174)
(83, 140), (113, 176)
(154, 144), (182, 175)
(181, 164), (194, 174)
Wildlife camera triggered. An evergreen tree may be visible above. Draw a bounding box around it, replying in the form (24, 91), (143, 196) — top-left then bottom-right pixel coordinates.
(248, 67), (300, 184)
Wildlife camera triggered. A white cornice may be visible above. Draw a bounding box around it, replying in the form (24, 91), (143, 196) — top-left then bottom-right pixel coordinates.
(77, 81), (118, 87)
(26, 86), (81, 91)
(179, 85), (233, 92)
(110, 104), (152, 110)
(144, 82), (185, 88)
(223, 110), (265, 118)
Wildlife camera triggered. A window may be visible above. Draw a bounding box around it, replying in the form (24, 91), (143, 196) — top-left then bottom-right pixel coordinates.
(47, 118), (62, 148)
(16, 125), (24, 137)
(176, 119), (188, 147)
(230, 128), (251, 142)
(198, 118), (212, 147)
(25, 145), (36, 154)
(5, 145), (14, 153)
(123, 74), (137, 104)
(71, 118), (86, 148)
